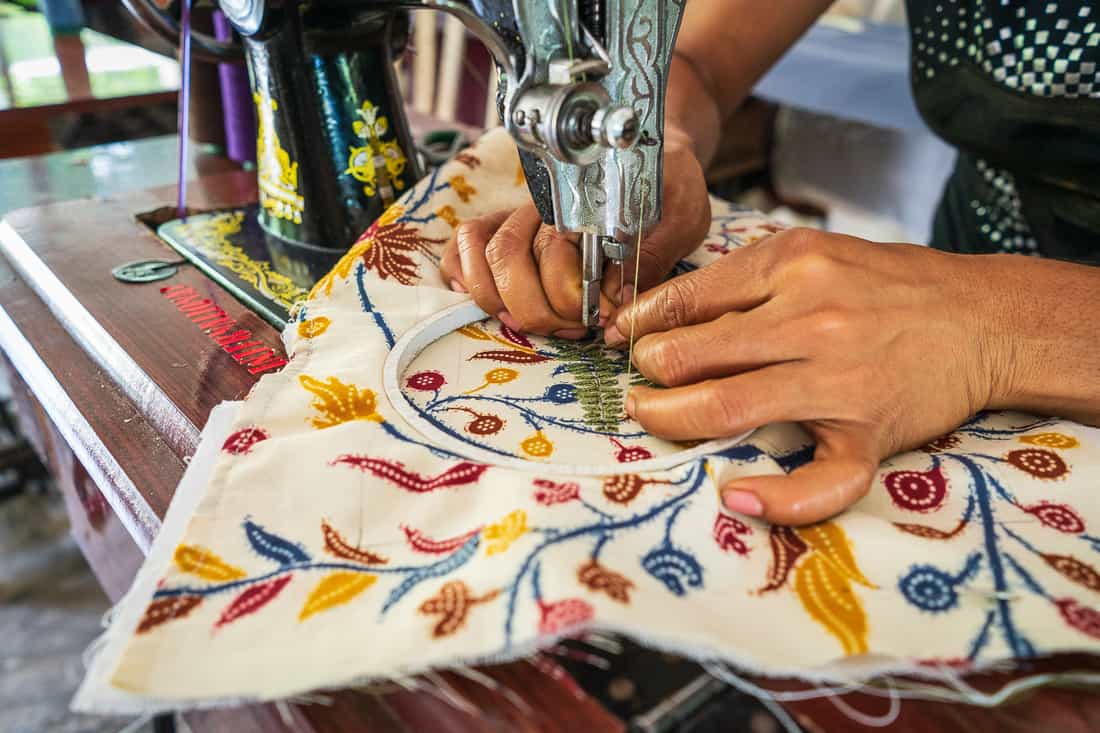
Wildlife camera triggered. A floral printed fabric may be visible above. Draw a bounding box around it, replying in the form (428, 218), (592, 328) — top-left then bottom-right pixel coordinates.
(82, 129), (1100, 707)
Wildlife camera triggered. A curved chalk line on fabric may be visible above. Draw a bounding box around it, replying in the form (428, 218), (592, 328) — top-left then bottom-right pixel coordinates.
(383, 301), (752, 475)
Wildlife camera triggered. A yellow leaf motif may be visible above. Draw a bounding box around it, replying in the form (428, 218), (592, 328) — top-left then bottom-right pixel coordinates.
(299, 572), (376, 621)
(457, 325), (491, 341)
(449, 175), (477, 203)
(482, 510), (528, 556)
(174, 545), (246, 582)
(794, 553), (870, 656)
(297, 316), (331, 339)
(1020, 432), (1079, 449)
(436, 205), (459, 228)
(299, 375), (384, 428)
(795, 523), (876, 588)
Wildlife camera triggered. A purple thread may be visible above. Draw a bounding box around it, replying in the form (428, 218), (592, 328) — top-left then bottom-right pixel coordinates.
(213, 12), (256, 163)
(176, 0), (193, 217)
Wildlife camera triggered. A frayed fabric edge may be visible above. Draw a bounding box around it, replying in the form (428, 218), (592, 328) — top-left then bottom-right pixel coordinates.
(70, 400), (1100, 715)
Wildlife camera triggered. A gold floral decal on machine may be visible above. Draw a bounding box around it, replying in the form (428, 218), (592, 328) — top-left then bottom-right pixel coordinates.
(254, 92), (305, 224)
(345, 100), (409, 206)
(174, 210), (308, 313)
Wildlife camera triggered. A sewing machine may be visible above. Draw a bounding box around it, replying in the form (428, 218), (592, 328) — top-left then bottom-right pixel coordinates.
(122, 0), (683, 328)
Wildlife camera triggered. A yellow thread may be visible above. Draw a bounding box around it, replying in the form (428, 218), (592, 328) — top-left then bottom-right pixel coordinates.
(624, 196), (645, 400)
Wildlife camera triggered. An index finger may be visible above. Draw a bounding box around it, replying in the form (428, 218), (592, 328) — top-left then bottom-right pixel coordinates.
(606, 239), (775, 347)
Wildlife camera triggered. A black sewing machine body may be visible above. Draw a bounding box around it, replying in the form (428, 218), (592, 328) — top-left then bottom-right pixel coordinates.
(124, 0), (682, 327)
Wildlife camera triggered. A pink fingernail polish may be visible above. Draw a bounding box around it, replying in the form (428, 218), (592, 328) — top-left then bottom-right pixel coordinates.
(450, 279), (467, 293)
(497, 311), (521, 331)
(722, 490), (763, 517)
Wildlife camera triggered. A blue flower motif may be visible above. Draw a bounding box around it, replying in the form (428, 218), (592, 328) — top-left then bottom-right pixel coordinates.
(641, 546), (704, 597)
(544, 383), (577, 404)
(899, 565), (959, 613)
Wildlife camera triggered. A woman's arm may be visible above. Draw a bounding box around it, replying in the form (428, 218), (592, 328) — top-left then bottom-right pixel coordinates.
(667, 0), (835, 165)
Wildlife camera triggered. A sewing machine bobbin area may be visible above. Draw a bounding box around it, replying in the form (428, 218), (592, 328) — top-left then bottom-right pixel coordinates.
(384, 301), (751, 475)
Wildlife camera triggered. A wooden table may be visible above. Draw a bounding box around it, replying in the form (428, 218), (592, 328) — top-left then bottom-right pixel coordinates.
(0, 135), (1097, 732)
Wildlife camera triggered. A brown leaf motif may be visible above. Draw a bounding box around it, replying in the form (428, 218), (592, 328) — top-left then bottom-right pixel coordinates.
(418, 581), (501, 638)
(137, 595), (203, 634)
(758, 526), (808, 594)
(577, 560), (635, 603)
(321, 520), (389, 565)
(1043, 554), (1100, 594)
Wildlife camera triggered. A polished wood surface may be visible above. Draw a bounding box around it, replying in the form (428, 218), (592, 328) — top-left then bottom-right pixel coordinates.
(1, 134), (1097, 731)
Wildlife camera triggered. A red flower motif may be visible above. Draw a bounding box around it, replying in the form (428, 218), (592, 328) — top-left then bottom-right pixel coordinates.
(921, 434), (961, 454)
(406, 370), (445, 391)
(1006, 449), (1068, 479)
(362, 219), (447, 286)
(538, 598), (594, 634)
(1056, 598), (1100, 640)
(222, 427), (270, 455)
(884, 467), (948, 512)
(444, 406), (504, 435)
(1020, 502), (1086, 534)
(533, 479), (580, 506)
(713, 514), (752, 556)
(610, 437), (653, 463)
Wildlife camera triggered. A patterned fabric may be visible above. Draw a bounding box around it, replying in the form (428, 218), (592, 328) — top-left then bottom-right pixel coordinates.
(909, 0), (1100, 254)
(396, 316), (738, 470)
(80, 129), (1100, 707)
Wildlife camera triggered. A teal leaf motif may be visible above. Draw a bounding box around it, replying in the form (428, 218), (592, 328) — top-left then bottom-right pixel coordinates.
(244, 519), (311, 565)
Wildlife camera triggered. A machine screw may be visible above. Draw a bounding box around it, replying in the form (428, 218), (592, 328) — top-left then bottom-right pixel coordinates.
(591, 105), (638, 149)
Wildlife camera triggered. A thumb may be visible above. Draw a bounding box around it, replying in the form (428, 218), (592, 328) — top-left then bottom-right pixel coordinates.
(720, 434), (879, 526)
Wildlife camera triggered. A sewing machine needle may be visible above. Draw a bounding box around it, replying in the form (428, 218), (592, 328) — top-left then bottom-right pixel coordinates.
(581, 233), (602, 329)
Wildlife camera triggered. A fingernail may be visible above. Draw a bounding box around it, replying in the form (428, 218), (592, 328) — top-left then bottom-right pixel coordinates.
(450, 279), (467, 293)
(722, 489), (763, 517)
(554, 328), (588, 339)
(598, 315), (609, 328)
(604, 324), (623, 345)
(625, 390), (636, 416)
(497, 311), (521, 331)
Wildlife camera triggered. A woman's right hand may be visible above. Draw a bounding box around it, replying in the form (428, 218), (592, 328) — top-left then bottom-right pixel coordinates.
(439, 127), (712, 338)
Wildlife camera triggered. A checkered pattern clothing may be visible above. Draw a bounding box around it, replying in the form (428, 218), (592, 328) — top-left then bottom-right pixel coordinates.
(909, 1), (1100, 253)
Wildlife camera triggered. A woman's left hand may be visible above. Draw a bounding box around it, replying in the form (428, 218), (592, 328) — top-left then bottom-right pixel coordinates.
(608, 228), (1020, 525)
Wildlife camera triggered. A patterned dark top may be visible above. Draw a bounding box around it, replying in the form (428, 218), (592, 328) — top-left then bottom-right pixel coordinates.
(906, 0), (1100, 261)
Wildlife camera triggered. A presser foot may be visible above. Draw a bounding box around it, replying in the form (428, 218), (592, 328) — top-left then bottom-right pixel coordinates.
(580, 233), (634, 329)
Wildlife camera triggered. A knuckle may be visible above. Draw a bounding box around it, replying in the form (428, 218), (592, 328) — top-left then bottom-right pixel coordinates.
(654, 278), (695, 328)
(708, 383), (749, 435)
(638, 337), (689, 386)
(806, 307), (853, 339)
(455, 219), (492, 253)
